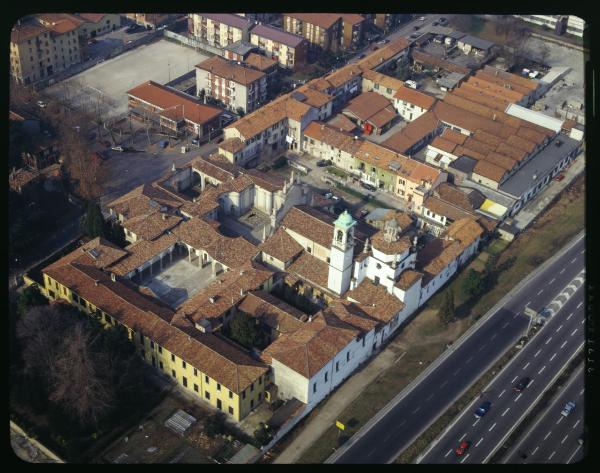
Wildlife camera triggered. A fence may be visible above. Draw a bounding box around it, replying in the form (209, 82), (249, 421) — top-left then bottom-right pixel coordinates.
(163, 30), (224, 57)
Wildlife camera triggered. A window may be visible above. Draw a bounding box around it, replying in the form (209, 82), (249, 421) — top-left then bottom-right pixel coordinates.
(205, 391), (210, 400)
(217, 383), (221, 391)
(229, 390), (233, 399)
(205, 375), (209, 384)
(171, 370), (176, 378)
(150, 340), (154, 349)
(258, 393), (262, 401)
(194, 383), (199, 392)
(194, 368), (198, 376)
(336, 361), (339, 372)
(313, 382), (317, 393)
(183, 376), (188, 387)
(325, 372), (328, 382)
(228, 406), (234, 415)
(242, 390), (246, 399)
(159, 361), (164, 370)
(182, 360), (186, 369)
(250, 399), (254, 409)
(346, 352), (350, 362)
(250, 383), (254, 392)
(171, 354), (175, 362)
(362, 337), (366, 347)
(158, 345), (163, 354)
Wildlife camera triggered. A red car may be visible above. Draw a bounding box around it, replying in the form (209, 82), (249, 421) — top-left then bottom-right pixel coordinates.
(455, 440), (470, 456)
(554, 174), (565, 181)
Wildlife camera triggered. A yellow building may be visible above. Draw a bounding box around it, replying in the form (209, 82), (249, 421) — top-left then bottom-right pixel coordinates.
(40, 238), (270, 422)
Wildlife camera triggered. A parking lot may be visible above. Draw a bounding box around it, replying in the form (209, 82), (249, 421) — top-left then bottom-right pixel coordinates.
(44, 39), (210, 119)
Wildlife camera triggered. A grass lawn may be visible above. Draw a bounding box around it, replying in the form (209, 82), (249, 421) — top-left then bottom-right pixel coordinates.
(326, 166), (349, 179)
(292, 175), (584, 464)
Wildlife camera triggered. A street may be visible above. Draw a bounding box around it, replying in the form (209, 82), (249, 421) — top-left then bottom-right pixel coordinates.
(327, 232), (584, 463)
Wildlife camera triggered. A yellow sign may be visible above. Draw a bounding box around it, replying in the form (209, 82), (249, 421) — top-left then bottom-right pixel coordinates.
(336, 420), (345, 430)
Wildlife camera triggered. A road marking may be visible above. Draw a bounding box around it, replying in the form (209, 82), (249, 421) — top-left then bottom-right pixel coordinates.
(537, 289), (544, 295)
(561, 341), (568, 349)
(502, 321), (510, 329)
(367, 448), (376, 457)
(515, 393), (522, 402)
(550, 353), (557, 362)
(528, 379), (534, 388)
(549, 451), (556, 460)
(556, 324), (563, 333)
(544, 431), (552, 440)
(538, 365), (546, 374)
(466, 356), (474, 363)
(491, 333), (497, 341)
(460, 453), (470, 463)
(580, 250), (584, 255)
(384, 433), (393, 442)
(475, 437), (483, 447)
(523, 362), (530, 370)
(571, 258), (577, 264)
(573, 420), (580, 429)
(472, 418), (480, 427)
(425, 393), (434, 402)
(532, 446), (540, 455)
(501, 407), (510, 417)
(579, 389), (584, 396)
(576, 302), (582, 309)
(413, 406), (421, 414)
(534, 349), (541, 357)
(452, 368), (461, 376)
(581, 319), (585, 325)
(444, 449), (452, 458)
(567, 445), (582, 464)
(567, 312), (574, 320)
(398, 420), (406, 427)
(571, 329), (578, 336)
(440, 380), (448, 388)
(525, 301), (532, 308)
(489, 422), (497, 432)
(560, 268), (565, 274)
(478, 344), (486, 352)
(550, 278), (556, 284)
(511, 376), (518, 383)
(499, 389), (506, 398)
(557, 416), (564, 424)
(561, 435), (569, 445)
(459, 433), (467, 441)
(545, 336), (553, 345)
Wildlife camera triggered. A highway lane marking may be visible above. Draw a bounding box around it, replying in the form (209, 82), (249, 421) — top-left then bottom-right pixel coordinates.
(491, 333), (497, 341)
(581, 319), (584, 325)
(525, 300), (532, 308)
(384, 433), (393, 442)
(523, 362), (530, 370)
(444, 449), (452, 458)
(561, 435), (569, 445)
(556, 324), (563, 333)
(532, 446), (540, 456)
(528, 379), (534, 388)
(567, 445), (582, 464)
(511, 376), (518, 383)
(580, 250), (584, 255)
(538, 366), (546, 374)
(576, 302), (582, 309)
(550, 278), (556, 284)
(544, 431), (552, 440)
(567, 312), (574, 320)
(501, 407), (510, 417)
(478, 344), (486, 352)
(440, 380), (448, 388)
(489, 422), (497, 432)
(475, 437), (483, 447)
(579, 389), (584, 396)
(545, 336), (553, 345)
(571, 258), (577, 264)
(466, 356), (474, 363)
(537, 289), (544, 295)
(425, 393), (434, 402)
(459, 433), (467, 441)
(515, 393), (522, 402)
(534, 349), (541, 357)
(560, 268), (565, 274)
(472, 418), (480, 427)
(397, 420), (406, 428)
(452, 368), (461, 376)
(550, 353), (557, 362)
(460, 453), (470, 463)
(556, 416), (564, 424)
(367, 448), (376, 457)
(573, 420), (580, 429)
(561, 341), (568, 349)
(571, 329), (578, 336)
(548, 451), (556, 460)
(413, 406), (421, 414)
(501, 321), (509, 329)
(499, 389), (506, 398)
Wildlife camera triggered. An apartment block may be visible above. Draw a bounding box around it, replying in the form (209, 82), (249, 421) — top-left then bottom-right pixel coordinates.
(196, 56), (267, 114)
(189, 13), (252, 48)
(339, 14), (365, 50)
(283, 13), (342, 53)
(250, 24), (307, 70)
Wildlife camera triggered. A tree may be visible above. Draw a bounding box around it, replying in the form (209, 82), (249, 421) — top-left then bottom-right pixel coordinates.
(81, 200), (109, 239)
(228, 313), (267, 349)
(205, 412), (227, 438)
(438, 289), (455, 325)
(463, 269), (485, 297)
(17, 285), (48, 316)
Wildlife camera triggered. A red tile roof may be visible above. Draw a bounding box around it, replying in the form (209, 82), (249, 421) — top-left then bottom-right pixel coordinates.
(394, 86), (437, 110)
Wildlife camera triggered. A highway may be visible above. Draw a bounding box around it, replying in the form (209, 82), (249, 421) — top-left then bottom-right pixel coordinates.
(418, 275), (585, 464)
(501, 364), (584, 464)
(327, 232), (584, 464)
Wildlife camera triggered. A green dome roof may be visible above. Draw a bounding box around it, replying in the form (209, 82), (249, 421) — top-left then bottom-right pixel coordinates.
(334, 210), (355, 229)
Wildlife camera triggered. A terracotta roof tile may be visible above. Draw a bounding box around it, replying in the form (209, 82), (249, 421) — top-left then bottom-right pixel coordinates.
(196, 55), (265, 85)
(370, 232), (412, 256)
(286, 251), (330, 290)
(327, 114), (359, 133)
(124, 211), (182, 241)
(362, 69), (405, 92)
(444, 217), (484, 249)
(244, 52), (278, 71)
(346, 279), (404, 323)
(242, 168), (285, 192)
(239, 290), (307, 334)
(109, 233), (178, 277)
(473, 160), (507, 183)
(394, 85), (437, 110)
(395, 269), (423, 290)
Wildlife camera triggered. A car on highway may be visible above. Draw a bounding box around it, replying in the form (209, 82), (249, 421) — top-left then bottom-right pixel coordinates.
(474, 401), (492, 418)
(455, 440), (470, 456)
(561, 401), (576, 417)
(513, 377), (531, 392)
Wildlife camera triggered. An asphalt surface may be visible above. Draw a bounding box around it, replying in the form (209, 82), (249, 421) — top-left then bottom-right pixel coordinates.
(501, 364), (585, 464)
(329, 233), (584, 463)
(418, 269), (585, 464)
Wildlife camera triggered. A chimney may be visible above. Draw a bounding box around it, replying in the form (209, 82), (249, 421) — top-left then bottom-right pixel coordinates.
(321, 124), (325, 130)
(492, 113), (496, 121)
(239, 288), (245, 296)
(110, 273), (116, 282)
(94, 280), (100, 286)
(162, 213), (167, 220)
(354, 135), (358, 140)
(209, 296), (216, 303)
(308, 315), (313, 322)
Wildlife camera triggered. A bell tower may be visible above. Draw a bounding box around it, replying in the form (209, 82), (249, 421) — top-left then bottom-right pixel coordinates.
(327, 210), (356, 295)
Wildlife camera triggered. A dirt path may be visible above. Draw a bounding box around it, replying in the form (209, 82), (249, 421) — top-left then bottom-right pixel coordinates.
(391, 309), (468, 352)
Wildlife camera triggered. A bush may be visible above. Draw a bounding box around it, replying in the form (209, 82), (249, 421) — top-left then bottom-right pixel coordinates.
(253, 424), (272, 446)
(205, 412), (227, 439)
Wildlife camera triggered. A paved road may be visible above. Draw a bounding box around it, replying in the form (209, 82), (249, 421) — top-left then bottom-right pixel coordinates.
(501, 364), (584, 464)
(328, 233), (584, 463)
(418, 272), (585, 464)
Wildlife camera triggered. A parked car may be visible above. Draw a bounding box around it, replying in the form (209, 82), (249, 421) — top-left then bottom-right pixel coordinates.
(432, 21), (439, 26)
(514, 377), (531, 393)
(474, 401), (492, 418)
(87, 38), (98, 45)
(191, 138), (200, 146)
(360, 181), (377, 192)
(377, 39), (389, 45)
(111, 146), (124, 152)
(418, 16), (426, 21)
(410, 32), (421, 40)
(159, 140), (169, 149)
(358, 208), (370, 218)
(455, 440), (470, 456)
(561, 401), (576, 417)
(317, 159), (332, 167)
(554, 174), (565, 181)
(358, 54), (366, 59)
(36, 100), (47, 108)
(439, 17), (448, 25)
(413, 25), (421, 31)
(323, 192), (334, 199)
